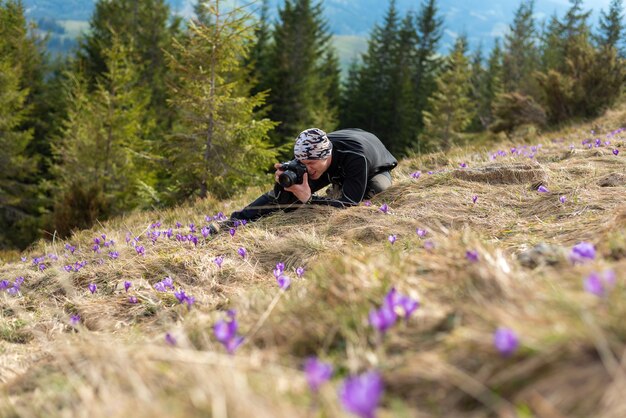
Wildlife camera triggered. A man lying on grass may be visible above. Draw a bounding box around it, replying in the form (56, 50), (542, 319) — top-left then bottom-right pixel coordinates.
(217, 128), (398, 228)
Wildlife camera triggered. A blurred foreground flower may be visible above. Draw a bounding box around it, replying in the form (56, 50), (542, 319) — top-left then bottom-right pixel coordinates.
(584, 270), (616, 297)
(214, 310), (244, 354)
(304, 357), (333, 393)
(613, 149), (619, 155)
(370, 288), (419, 334)
(493, 327), (519, 357)
(339, 371), (384, 418)
(69, 315), (80, 327)
(416, 228), (427, 237)
(466, 250), (479, 263)
(569, 242), (596, 264)
(174, 288), (196, 308)
(165, 333), (177, 346)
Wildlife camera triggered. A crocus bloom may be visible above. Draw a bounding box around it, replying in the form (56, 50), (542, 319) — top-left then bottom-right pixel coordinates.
(70, 315), (80, 327)
(135, 246), (145, 256)
(459, 162), (467, 168)
(363, 200), (372, 207)
(214, 310), (243, 354)
(569, 242), (596, 264)
(229, 228), (236, 237)
(466, 250), (479, 262)
(277, 275), (291, 290)
(108, 251), (119, 259)
(369, 303), (397, 334)
(584, 270), (616, 297)
(214, 256), (224, 268)
(296, 266), (305, 278)
(379, 203), (389, 214)
(537, 185), (549, 193)
(472, 195), (478, 204)
(189, 223), (196, 233)
(410, 171), (421, 179)
(559, 195), (566, 204)
(304, 357), (333, 392)
(614, 149), (620, 156)
(416, 228), (427, 237)
(493, 327), (519, 357)
(388, 235), (397, 245)
(339, 371), (384, 418)
(238, 247), (247, 259)
(129, 296), (138, 304)
(92, 244), (100, 253)
(124, 281), (132, 292)
(175, 222), (182, 228)
(21, 256), (27, 262)
(0, 280), (9, 290)
(165, 333), (177, 346)
(273, 262), (285, 278)
(65, 244), (76, 254)
(88, 283), (97, 294)
(201, 226), (211, 238)
(423, 240), (435, 250)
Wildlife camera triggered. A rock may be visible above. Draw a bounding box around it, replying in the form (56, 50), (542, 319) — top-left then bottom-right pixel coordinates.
(517, 243), (566, 268)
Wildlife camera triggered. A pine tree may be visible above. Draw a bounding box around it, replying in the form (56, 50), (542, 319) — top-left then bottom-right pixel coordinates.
(265, 0), (339, 155)
(421, 36), (473, 151)
(52, 37), (156, 235)
(483, 39), (504, 128)
(164, 0), (277, 200)
(78, 0), (180, 130)
(0, 0), (43, 249)
(248, 0), (272, 96)
(468, 44), (486, 131)
(502, 0), (540, 97)
(596, 0), (624, 54)
(413, 0), (444, 134)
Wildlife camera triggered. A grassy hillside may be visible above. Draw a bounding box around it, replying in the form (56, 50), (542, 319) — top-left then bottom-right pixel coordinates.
(1, 105), (625, 417)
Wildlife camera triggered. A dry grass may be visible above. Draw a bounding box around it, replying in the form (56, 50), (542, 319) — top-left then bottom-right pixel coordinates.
(1, 105), (626, 417)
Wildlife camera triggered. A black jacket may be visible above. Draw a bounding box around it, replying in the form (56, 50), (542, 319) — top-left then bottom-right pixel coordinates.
(274, 129), (398, 207)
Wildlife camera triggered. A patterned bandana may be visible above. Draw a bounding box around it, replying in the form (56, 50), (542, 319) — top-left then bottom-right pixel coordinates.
(293, 128), (333, 160)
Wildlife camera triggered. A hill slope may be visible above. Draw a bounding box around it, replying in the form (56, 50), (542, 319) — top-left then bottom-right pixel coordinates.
(0, 106), (625, 417)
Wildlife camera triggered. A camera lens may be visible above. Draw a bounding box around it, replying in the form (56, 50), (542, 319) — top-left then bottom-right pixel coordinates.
(278, 171), (298, 188)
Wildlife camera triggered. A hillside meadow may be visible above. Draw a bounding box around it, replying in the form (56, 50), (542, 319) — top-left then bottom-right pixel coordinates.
(1, 105), (625, 417)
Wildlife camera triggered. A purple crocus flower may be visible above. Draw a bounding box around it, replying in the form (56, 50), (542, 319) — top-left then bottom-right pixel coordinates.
(165, 333), (177, 346)
(124, 281), (132, 292)
(88, 283), (97, 294)
(21, 256), (27, 262)
(472, 195), (478, 204)
(363, 200), (372, 207)
(129, 296), (138, 304)
(379, 203), (389, 214)
(69, 315), (80, 327)
(189, 223), (196, 233)
(369, 303), (397, 334)
(296, 266), (305, 278)
(7, 286), (19, 296)
(201, 226), (211, 238)
(38, 263), (47, 271)
(584, 272), (605, 297)
(339, 371), (384, 418)
(459, 162), (467, 168)
(423, 240), (435, 250)
(237, 247), (247, 259)
(108, 251), (119, 259)
(92, 244), (100, 253)
(0, 280), (9, 290)
(135, 245), (145, 256)
(214, 256), (224, 268)
(214, 310), (243, 354)
(569, 242), (596, 264)
(277, 275), (291, 290)
(493, 327), (519, 357)
(466, 250), (479, 263)
(65, 244), (76, 254)
(388, 234), (397, 245)
(175, 222), (182, 229)
(613, 149), (620, 156)
(559, 195), (566, 204)
(229, 228), (236, 237)
(410, 171), (421, 179)
(304, 357), (333, 392)
(273, 262), (285, 278)
(537, 185), (549, 193)
(416, 228), (427, 237)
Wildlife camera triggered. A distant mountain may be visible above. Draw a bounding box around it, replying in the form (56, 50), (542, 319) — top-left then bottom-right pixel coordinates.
(24, 0), (613, 62)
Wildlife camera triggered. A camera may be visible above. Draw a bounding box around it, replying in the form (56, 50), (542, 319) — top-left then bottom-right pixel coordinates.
(277, 159), (307, 188)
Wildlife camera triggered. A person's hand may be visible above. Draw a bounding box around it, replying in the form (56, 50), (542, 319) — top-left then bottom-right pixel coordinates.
(274, 163), (285, 184)
(284, 172), (312, 203)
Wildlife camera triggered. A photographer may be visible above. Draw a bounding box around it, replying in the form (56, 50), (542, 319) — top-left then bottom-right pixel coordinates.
(228, 128), (398, 223)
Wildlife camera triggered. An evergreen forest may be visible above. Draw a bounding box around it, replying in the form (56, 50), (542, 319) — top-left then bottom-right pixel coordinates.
(1, 0), (625, 250)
